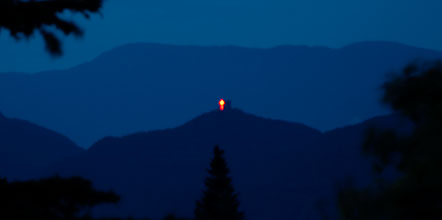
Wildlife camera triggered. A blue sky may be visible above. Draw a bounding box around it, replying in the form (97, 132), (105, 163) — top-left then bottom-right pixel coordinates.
(1, 0), (442, 72)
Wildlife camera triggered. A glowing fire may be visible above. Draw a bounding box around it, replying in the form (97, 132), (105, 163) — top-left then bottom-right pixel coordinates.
(219, 99), (225, 111)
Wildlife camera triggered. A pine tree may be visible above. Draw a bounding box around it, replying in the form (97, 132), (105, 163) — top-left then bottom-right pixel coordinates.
(195, 145), (244, 220)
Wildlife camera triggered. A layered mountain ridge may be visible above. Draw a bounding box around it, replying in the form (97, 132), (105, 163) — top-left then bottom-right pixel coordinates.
(0, 41), (438, 146)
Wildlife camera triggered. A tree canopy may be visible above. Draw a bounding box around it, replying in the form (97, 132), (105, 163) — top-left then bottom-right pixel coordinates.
(0, 176), (119, 220)
(338, 61), (442, 219)
(0, 0), (103, 56)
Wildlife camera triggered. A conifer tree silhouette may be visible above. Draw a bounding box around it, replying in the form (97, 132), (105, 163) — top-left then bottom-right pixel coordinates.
(195, 145), (244, 220)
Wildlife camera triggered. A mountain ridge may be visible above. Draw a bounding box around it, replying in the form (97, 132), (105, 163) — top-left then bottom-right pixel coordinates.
(0, 106), (409, 219)
(2, 41), (437, 77)
(45, 108), (409, 220)
(0, 41), (440, 147)
(49, 108), (329, 220)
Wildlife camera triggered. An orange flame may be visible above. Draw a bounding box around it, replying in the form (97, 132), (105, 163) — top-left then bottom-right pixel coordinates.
(219, 99), (225, 111)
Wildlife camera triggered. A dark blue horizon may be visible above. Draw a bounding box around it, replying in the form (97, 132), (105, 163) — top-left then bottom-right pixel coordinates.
(1, 0), (442, 72)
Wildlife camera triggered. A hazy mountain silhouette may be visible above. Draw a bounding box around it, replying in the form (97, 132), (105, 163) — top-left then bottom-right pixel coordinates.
(42, 108), (410, 220)
(0, 112), (83, 180)
(0, 41), (440, 147)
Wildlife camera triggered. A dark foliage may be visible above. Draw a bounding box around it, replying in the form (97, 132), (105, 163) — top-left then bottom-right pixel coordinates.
(0, 0), (103, 56)
(338, 61), (442, 219)
(163, 214), (193, 220)
(0, 176), (120, 220)
(195, 145), (244, 220)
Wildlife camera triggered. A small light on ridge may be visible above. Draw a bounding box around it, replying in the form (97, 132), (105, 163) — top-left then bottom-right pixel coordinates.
(219, 99), (225, 111)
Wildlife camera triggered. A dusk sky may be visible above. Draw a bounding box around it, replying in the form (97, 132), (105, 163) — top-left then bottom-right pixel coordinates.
(1, 0), (442, 73)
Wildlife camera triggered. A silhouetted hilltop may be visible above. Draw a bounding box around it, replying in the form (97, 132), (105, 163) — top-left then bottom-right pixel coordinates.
(43, 108), (406, 220)
(89, 108), (320, 153)
(0, 106), (410, 219)
(47, 109), (322, 219)
(178, 108), (319, 133)
(0, 113), (83, 180)
(0, 41), (440, 146)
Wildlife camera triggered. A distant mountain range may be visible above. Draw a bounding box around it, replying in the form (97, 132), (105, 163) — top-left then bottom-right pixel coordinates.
(0, 41), (439, 147)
